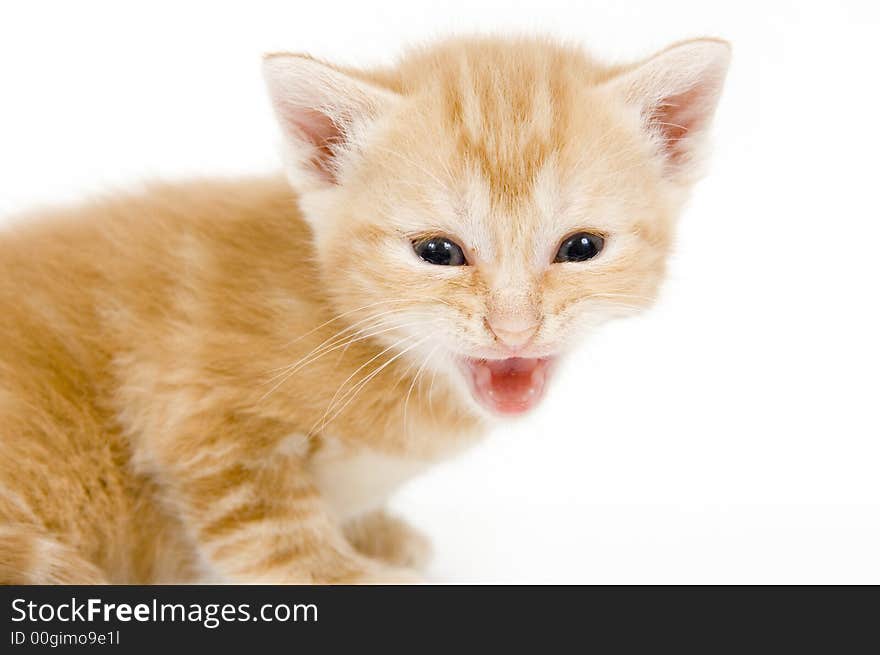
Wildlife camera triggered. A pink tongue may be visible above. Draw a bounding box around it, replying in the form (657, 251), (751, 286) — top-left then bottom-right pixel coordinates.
(469, 358), (549, 415)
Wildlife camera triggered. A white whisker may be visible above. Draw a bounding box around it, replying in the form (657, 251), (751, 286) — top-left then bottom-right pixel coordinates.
(312, 335), (431, 434)
(257, 318), (432, 403)
(403, 342), (441, 435)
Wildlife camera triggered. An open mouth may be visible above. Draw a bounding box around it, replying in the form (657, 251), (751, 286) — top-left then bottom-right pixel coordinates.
(461, 357), (554, 416)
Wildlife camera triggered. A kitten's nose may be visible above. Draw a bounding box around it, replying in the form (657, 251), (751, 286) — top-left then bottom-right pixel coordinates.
(486, 316), (539, 348)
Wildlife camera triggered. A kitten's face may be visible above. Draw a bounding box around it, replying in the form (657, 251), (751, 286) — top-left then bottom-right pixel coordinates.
(265, 38), (729, 417)
(316, 108), (671, 417)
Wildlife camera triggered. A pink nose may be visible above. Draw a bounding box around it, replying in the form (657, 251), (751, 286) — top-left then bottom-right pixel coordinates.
(486, 317), (539, 348)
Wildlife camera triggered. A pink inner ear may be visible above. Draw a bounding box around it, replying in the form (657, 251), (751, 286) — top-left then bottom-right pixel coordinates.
(649, 81), (718, 165)
(281, 105), (344, 183)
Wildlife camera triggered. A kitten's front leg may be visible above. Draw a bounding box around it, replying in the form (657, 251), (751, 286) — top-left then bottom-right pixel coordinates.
(344, 510), (433, 571)
(150, 414), (420, 583)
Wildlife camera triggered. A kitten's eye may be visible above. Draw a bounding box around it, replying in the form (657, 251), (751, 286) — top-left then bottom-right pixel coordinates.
(413, 237), (467, 266)
(554, 232), (605, 263)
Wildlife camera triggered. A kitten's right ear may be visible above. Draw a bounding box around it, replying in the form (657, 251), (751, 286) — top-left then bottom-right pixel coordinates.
(263, 54), (400, 190)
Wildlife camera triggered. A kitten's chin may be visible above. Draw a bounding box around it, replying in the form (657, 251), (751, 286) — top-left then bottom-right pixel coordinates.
(460, 357), (555, 416)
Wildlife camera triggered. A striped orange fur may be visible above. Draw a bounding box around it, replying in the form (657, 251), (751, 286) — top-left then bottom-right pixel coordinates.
(0, 36), (728, 583)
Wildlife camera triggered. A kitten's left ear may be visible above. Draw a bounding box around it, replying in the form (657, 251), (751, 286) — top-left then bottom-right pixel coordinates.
(603, 38), (731, 182)
(263, 54), (401, 191)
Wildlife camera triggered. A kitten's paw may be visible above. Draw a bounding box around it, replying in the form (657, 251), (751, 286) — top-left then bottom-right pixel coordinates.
(343, 510), (433, 571)
(270, 555), (423, 585)
(351, 564), (424, 585)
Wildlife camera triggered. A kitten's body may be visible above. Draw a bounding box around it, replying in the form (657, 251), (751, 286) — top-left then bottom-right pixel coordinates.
(0, 37), (728, 583)
(0, 177), (474, 582)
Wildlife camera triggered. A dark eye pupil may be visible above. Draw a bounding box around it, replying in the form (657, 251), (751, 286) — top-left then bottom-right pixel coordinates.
(555, 232), (604, 263)
(414, 238), (466, 266)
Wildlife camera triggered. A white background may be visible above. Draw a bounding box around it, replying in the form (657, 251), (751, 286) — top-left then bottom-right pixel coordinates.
(2, 1), (878, 583)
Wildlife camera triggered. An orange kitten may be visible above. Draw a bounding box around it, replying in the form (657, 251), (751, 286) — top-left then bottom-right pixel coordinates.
(0, 36), (729, 583)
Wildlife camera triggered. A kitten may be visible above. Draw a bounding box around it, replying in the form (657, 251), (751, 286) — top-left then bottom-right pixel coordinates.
(0, 36), (729, 583)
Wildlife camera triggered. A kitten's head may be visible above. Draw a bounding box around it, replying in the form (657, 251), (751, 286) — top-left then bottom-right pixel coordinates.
(264, 37), (729, 417)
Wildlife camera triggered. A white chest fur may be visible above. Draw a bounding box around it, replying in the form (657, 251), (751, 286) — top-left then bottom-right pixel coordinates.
(306, 437), (429, 522)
